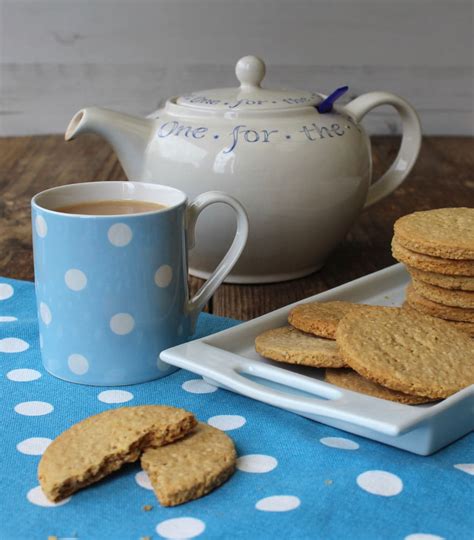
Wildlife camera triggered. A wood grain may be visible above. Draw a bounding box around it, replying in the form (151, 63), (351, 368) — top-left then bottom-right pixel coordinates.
(0, 135), (473, 319)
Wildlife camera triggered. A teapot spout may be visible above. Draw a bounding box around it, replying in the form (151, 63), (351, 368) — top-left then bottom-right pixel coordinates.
(65, 107), (153, 180)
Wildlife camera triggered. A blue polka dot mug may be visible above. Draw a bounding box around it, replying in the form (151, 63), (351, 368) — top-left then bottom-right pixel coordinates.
(31, 182), (248, 385)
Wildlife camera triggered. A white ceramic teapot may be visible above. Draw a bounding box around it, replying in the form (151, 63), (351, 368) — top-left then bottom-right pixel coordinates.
(66, 55), (422, 283)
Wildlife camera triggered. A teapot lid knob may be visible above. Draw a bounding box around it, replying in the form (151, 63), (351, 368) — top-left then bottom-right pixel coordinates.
(236, 55), (266, 89)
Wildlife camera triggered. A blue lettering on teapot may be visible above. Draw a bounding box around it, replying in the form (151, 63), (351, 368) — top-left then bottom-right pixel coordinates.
(223, 126), (279, 153)
(299, 123), (345, 141)
(157, 121), (209, 139)
(155, 119), (350, 151)
(180, 93), (319, 110)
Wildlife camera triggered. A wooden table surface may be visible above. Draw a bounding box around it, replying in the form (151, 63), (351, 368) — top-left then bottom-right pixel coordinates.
(1, 135), (473, 320)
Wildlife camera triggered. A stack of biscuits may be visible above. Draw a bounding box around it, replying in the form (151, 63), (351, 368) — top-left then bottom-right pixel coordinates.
(255, 208), (474, 404)
(392, 207), (474, 337)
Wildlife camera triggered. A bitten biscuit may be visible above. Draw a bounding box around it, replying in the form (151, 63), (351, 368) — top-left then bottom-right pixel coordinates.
(393, 208), (474, 259)
(288, 301), (370, 339)
(407, 266), (474, 291)
(336, 307), (474, 399)
(38, 406), (196, 502)
(325, 368), (434, 405)
(392, 239), (474, 276)
(255, 326), (345, 368)
(406, 285), (474, 322)
(141, 423), (236, 507)
(412, 278), (474, 308)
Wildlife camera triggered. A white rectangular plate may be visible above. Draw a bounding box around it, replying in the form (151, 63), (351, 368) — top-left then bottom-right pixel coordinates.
(161, 264), (474, 455)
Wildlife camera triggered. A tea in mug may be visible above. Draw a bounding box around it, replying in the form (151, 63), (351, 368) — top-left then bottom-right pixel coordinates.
(56, 200), (167, 215)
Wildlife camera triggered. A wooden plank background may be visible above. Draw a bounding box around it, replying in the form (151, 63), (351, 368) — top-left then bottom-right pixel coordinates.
(1, 0), (473, 136)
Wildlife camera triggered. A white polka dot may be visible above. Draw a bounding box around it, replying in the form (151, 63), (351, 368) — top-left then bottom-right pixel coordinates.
(0, 337), (30, 353)
(454, 463), (474, 475)
(155, 265), (173, 288)
(256, 495), (301, 512)
(110, 313), (135, 335)
(320, 437), (359, 450)
(208, 415), (246, 431)
(39, 334), (44, 349)
(35, 215), (48, 238)
(98, 390), (134, 404)
(357, 470), (403, 497)
(65, 269), (87, 291)
(68, 354), (89, 375)
(156, 517), (205, 539)
(7, 368), (42, 382)
(0, 316), (17, 322)
(108, 223), (132, 247)
(17, 437), (52, 455)
(182, 379), (218, 394)
(40, 302), (52, 325)
(237, 454), (278, 473)
(135, 471), (153, 490)
(27, 486), (70, 507)
(405, 534), (445, 540)
(14, 401), (54, 416)
(0, 283), (14, 300)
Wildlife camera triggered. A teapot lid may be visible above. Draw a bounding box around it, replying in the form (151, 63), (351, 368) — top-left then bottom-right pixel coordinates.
(175, 56), (321, 112)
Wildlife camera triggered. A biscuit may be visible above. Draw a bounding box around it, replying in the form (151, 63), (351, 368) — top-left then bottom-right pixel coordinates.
(288, 301), (368, 339)
(255, 326), (345, 368)
(393, 208), (474, 259)
(325, 368), (434, 405)
(448, 320), (474, 337)
(392, 239), (474, 276)
(407, 266), (474, 291)
(406, 285), (474, 322)
(336, 307), (474, 399)
(402, 301), (474, 337)
(412, 278), (474, 308)
(141, 423), (236, 507)
(38, 406), (196, 502)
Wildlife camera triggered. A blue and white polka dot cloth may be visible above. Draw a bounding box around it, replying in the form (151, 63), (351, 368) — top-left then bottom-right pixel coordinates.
(1, 276), (473, 540)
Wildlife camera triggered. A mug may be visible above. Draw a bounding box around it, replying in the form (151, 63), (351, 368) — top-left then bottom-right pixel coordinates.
(31, 181), (248, 385)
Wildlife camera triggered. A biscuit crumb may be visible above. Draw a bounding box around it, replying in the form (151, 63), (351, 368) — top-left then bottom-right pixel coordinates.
(324, 479), (333, 486)
(140, 536), (152, 540)
(142, 504), (153, 511)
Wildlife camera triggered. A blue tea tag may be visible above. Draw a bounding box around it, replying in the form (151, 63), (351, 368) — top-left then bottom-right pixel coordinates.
(317, 86), (349, 113)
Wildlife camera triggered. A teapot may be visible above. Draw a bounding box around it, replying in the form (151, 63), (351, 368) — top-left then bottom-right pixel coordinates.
(65, 55), (421, 283)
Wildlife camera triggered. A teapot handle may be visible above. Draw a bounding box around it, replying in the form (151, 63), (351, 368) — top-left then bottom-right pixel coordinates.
(344, 92), (422, 208)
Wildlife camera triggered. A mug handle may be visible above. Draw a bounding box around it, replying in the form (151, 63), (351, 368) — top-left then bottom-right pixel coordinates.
(186, 191), (249, 324)
(344, 91), (422, 209)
